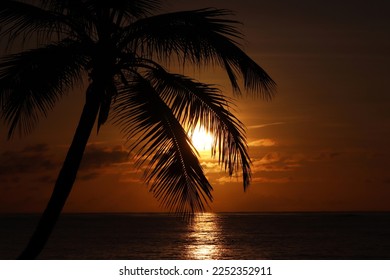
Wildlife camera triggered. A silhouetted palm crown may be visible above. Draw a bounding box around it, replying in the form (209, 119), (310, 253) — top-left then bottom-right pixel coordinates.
(0, 0), (275, 213)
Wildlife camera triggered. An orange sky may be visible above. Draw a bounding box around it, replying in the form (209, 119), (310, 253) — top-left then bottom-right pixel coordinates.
(1, 0), (390, 213)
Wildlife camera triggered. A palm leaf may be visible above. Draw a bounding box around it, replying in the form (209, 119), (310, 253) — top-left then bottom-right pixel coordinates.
(122, 8), (276, 98)
(0, 39), (89, 138)
(0, 0), (97, 46)
(112, 73), (213, 214)
(0, 0), (67, 44)
(145, 65), (251, 189)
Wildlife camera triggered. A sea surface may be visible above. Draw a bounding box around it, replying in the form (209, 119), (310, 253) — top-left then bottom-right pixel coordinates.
(1, 212), (389, 259)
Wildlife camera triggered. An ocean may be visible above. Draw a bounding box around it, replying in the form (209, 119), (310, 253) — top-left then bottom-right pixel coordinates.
(1, 212), (389, 259)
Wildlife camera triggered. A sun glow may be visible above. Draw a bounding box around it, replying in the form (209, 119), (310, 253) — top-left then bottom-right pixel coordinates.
(191, 125), (214, 152)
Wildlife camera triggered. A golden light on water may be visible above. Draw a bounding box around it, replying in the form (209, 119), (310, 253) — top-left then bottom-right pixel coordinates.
(185, 213), (224, 259)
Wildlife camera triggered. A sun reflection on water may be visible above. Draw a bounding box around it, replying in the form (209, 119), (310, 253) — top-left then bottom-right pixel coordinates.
(185, 213), (224, 259)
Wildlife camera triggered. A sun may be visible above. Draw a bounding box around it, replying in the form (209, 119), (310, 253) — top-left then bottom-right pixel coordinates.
(191, 125), (214, 152)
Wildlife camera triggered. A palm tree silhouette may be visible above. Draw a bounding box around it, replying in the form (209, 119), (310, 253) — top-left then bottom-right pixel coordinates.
(0, 0), (275, 259)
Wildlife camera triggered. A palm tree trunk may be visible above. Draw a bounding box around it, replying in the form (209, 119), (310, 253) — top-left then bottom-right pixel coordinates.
(18, 86), (100, 259)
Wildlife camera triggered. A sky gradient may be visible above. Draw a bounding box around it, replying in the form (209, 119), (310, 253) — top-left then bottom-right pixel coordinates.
(1, 0), (390, 213)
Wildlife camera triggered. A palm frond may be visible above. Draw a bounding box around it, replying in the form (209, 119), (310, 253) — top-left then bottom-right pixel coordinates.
(145, 65), (252, 189)
(0, 39), (89, 138)
(0, 0), (66, 45)
(112, 73), (213, 214)
(0, 0), (98, 46)
(122, 8), (276, 98)
(41, 0), (96, 27)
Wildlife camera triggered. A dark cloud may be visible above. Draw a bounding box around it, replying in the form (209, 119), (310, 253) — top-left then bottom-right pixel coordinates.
(0, 143), (131, 186)
(252, 152), (301, 173)
(22, 143), (49, 153)
(79, 144), (129, 170)
(382, 178), (390, 185)
(0, 143), (57, 176)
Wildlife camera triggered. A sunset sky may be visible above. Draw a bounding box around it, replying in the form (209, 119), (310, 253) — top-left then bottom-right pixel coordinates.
(1, 0), (390, 213)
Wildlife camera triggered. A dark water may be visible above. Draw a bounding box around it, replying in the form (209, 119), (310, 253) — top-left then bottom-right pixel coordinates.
(1, 212), (389, 259)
